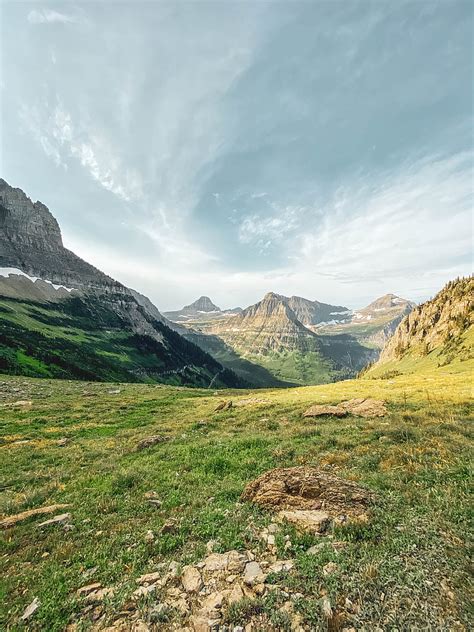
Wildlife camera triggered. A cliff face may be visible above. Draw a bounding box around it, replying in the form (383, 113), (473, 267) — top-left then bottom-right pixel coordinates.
(0, 178), (242, 387)
(0, 179), (120, 292)
(378, 277), (473, 363)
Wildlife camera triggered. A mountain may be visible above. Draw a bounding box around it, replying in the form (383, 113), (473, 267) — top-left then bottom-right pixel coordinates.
(286, 296), (351, 327)
(0, 178), (244, 388)
(315, 293), (415, 348)
(164, 296), (242, 324)
(195, 292), (376, 385)
(368, 277), (473, 376)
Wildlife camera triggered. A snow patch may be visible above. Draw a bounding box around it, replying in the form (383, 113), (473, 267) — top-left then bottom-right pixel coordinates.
(0, 267), (77, 292)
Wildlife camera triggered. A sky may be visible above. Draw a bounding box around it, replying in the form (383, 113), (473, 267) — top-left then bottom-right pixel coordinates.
(1, 0), (473, 311)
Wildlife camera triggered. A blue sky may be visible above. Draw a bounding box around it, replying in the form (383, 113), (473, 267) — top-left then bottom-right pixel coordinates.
(1, 1), (472, 310)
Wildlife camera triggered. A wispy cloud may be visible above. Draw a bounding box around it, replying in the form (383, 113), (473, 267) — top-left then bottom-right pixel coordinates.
(27, 9), (82, 25)
(20, 101), (143, 202)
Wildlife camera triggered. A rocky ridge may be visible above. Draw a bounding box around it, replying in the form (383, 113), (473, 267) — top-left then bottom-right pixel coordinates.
(377, 277), (473, 364)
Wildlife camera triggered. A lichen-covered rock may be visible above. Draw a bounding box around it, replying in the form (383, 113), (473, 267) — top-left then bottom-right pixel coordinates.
(241, 466), (375, 525)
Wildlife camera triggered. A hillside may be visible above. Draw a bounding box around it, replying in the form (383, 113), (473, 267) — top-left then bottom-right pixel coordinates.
(368, 277), (473, 377)
(0, 179), (243, 388)
(1, 365), (472, 630)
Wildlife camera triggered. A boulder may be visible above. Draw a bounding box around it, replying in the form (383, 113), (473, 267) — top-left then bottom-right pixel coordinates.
(241, 466), (375, 527)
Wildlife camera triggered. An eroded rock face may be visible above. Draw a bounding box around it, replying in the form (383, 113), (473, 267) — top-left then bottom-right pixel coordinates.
(241, 466), (375, 525)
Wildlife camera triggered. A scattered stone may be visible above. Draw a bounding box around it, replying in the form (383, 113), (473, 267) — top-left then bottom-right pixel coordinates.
(37, 513), (71, 528)
(321, 596), (333, 618)
(84, 587), (115, 603)
(182, 565), (203, 593)
(20, 597), (40, 621)
(160, 521), (176, 535)
(203, 550), (247, 573)
(214, 400), (233, 411)
(76, 583), (102, 597)
(267, 534), (275, 546)
(243, 561), (265, 585)
(268, 560), (294, 574)
(133, 585), (157, 599)
(144, 530), (155, 542)
(137, 435), (168, 450)
(323, 562), (338, 576)
(278, 509), (330, 534)
(306, 543), (325, 555)
(108, 389), (121, 394)
(267, 523), (279, 533)
(303, 405), (348, 418)
(136, 571), (162, 585)
(241, 466), (375, 525)
(0, 503), (71, 529)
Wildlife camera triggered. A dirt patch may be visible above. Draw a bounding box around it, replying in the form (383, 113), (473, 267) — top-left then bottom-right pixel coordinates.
(241, 466), (375, 526)
(303, 398), (387, 418)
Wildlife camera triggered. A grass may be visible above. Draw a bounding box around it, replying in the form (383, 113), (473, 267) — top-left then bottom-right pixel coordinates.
(0, 363), (473, 630)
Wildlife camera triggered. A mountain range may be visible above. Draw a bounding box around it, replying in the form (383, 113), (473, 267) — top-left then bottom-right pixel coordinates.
(3, 178), (468, 390)
(165, 291), (414, 385)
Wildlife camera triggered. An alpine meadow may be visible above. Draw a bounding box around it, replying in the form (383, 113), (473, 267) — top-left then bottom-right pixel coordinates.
(0, 2), (473, 631)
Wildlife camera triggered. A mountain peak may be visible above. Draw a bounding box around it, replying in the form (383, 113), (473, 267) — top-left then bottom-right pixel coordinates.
(363, 294), (414, 312)
(184, 296), (221, 312)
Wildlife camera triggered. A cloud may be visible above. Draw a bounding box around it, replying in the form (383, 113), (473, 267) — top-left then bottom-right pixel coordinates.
(27, 9), (81, 25)
(295, 151), (473, 293)
(20, 101), (143, 202)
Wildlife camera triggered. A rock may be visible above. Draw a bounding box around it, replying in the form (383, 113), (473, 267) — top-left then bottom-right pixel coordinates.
(133, 585), (157, 599)
(321, 596), (333, 618)
(108, 389), (121, 394)
(267, 534), (276, 546)
(339, 398), (387, 417)
(144, 530), (155, 542)
(137, 435), (168, 450)
(189, 615), (209, 632)
(241, 466), (375, 523)
(228, 583), (244, 604)
(20, 597), (40, 621)
(214, 400), (233, 411)
(182, 566), (203, 593)
(323, 562), (338, 575)
(136, 571), (162, 585)
(77, 582), (102, 597)
(306, 543), (325, 555)
(84, 587), (115, 603)
(243, 561), (265, 585)
(278, 510), (330, 534)
(160, 521), (177, 534)
(268, 560), (294, 574)
(268, 523), (279, 533)
(37, 513), (71, 528)
(203, 550), (246, 573)
(303, 405), (348, 418)
(200, 590), (226, 614)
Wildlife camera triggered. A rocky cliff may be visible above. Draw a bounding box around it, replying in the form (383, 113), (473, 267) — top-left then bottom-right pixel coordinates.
(0, 178), (242, 387)
(377, 277), (473, 364)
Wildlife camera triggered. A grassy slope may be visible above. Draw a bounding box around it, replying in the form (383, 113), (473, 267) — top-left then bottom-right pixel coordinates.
(0, 298), (242, 388)
(367, 325), (474, 378)
(0, 359), (472, 630)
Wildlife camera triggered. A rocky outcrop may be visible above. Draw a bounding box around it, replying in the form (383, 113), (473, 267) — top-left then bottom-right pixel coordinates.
(377, 277), (473, 364)
(241, 466), (375, 525)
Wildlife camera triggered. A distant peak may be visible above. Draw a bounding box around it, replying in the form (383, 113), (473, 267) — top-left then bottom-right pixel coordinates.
(184, 296), (221, 312)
